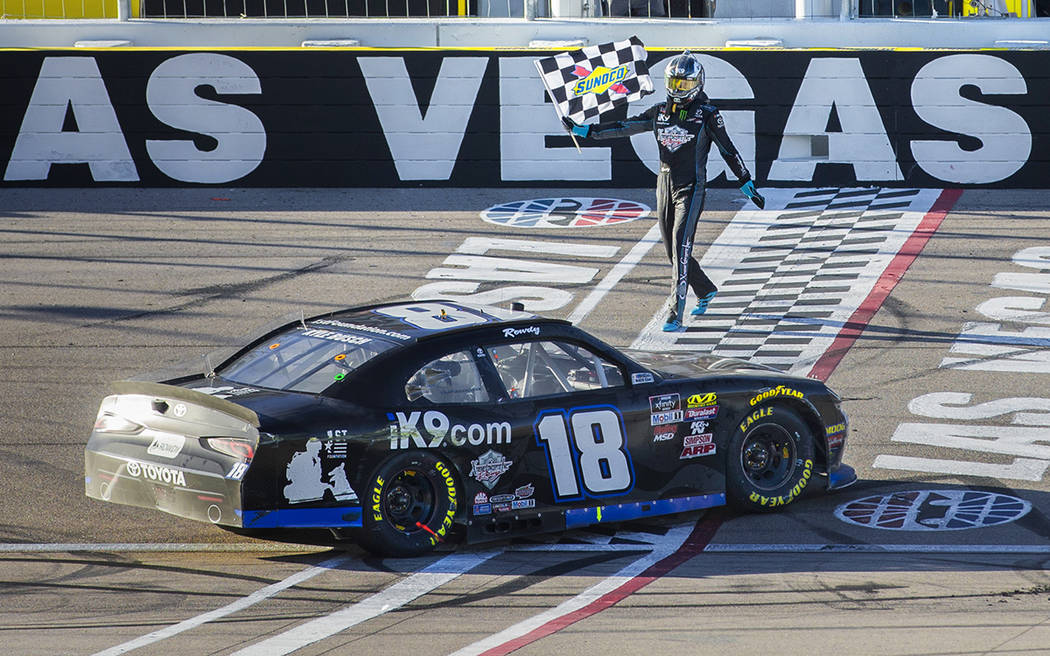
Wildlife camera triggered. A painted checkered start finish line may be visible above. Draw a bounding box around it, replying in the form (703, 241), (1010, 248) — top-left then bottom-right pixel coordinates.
(634, 187), (949, 379)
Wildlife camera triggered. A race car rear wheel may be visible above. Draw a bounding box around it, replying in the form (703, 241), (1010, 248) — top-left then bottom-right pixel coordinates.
(725, 404), (815, 512)
(358, 451), (459, 557)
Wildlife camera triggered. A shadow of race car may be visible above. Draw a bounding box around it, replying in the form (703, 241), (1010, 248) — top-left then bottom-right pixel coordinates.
(85, 300), (856, 556)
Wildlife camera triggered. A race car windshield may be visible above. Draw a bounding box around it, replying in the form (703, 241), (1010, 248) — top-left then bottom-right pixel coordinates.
(218, 324), (397, 393)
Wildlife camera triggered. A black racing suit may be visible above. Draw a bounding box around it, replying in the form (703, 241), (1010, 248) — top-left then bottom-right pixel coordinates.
(586, 93), (751, 320)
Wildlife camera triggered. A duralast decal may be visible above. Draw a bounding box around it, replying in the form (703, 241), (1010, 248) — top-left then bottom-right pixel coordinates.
(739, 407), (775, 433)
(749, 385), (805, 406)
(388, 410), (511, 449)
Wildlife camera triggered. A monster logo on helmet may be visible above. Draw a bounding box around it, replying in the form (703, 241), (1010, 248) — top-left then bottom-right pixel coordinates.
(664, 51), (705, 105)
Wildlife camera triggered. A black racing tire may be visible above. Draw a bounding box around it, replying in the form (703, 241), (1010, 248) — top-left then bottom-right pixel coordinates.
(357, 451), (459, 557)
(725, 404), (816, 513)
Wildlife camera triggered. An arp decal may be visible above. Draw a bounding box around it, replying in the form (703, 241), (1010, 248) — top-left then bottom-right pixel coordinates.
(680, 433), (715, 459)
(480, 198), (650, 229)
(835, 490), (1031, 530)
(534, 405), (634, 502)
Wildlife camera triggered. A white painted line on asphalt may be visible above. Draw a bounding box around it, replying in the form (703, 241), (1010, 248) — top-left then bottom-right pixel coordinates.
(0, 542), (323, 553)
(90, 553), (352, 656)
(230, 548), (500, 656)
(566, 220), (663, 325)
(703, 543), (1050, 554)
(447, 522), (696, 656)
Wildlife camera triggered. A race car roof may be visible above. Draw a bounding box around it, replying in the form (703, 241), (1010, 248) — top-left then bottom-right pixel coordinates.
(310, 300), (550, 344)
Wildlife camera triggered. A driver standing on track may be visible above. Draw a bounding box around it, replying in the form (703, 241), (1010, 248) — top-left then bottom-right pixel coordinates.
(563, 51), (765, 332)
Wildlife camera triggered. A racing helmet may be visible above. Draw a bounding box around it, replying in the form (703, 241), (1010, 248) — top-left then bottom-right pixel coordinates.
(665, 51), (704, 103)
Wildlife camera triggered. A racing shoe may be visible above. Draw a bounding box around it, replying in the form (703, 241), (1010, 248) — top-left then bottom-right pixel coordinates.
(691, 290), (717, 316)
(662, 297), (686, 332)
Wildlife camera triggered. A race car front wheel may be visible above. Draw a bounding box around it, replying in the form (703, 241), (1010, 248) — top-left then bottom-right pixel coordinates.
(358, 451), (459, 557)
(725, 404), (816, 512)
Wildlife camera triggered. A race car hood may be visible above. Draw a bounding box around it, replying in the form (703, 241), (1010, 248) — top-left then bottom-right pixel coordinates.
(621, 350), (785, 379)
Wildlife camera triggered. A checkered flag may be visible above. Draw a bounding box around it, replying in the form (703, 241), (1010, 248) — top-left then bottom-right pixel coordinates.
(535, 36), (654, 125)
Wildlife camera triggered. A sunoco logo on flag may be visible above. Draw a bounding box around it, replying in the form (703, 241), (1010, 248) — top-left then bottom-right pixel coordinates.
(571, 64), (633, 97)
(535, 36), (654, 124)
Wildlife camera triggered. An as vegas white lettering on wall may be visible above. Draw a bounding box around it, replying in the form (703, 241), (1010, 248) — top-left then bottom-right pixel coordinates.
(4, 54), (266, 184)
(4, 53), (1032, 185)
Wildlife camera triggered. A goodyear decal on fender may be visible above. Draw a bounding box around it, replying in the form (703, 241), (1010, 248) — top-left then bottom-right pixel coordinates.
(749, 385), (804, 406)
(572, 64), (632, 97)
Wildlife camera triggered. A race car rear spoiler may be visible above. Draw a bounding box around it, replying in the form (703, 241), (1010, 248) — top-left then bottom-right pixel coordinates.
(110, 380), (260, 428)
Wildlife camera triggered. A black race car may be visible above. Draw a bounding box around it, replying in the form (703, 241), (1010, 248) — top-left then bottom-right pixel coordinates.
(85, 300), (856, 556)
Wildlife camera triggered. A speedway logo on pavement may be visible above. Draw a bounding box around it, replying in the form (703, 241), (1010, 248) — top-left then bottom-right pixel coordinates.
(481, 197), (650, 229)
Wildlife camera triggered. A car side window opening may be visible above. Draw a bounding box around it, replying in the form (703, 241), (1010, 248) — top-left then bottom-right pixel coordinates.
(486, 340), (625, 399)
(405, 350), (491, 404)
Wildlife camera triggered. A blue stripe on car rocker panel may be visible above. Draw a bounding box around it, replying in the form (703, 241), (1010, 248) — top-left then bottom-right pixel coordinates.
(239, 507), (363, 528)
(564, 493), (725, 529)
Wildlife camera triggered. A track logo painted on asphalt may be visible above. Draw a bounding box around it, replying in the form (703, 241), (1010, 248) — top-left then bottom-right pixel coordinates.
(834, 490), (1031, 530)
(481, 198), (650, 228)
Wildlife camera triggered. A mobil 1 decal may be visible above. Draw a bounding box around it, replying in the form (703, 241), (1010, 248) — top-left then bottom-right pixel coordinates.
(634, 187), (944, 375)
(534, 405), (634, 502)
(480, 198), (650, 228)
(877, 247), (1050, 482)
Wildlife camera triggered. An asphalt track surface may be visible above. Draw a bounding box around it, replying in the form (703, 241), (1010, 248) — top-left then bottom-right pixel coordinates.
(3, 187), (1050, 656)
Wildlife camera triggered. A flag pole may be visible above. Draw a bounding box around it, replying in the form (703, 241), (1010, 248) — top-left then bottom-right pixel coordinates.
(534, 58), (582, 155)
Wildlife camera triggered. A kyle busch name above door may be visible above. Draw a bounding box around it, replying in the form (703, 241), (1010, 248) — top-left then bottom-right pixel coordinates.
(0, 50), (1043, 187)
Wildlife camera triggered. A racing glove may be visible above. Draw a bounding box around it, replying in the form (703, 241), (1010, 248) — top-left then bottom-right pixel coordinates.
(561, 116), (591, 138)
(740, 180), (765, 209)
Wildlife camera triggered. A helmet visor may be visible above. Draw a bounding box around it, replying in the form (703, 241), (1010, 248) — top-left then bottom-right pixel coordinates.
(667, 77), (700, 93)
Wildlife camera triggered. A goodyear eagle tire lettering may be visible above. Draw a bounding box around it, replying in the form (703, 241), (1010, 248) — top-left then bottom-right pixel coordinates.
(725, 404), (816, 513)
(358, 451), (459, 557)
